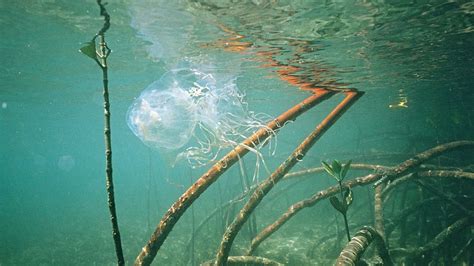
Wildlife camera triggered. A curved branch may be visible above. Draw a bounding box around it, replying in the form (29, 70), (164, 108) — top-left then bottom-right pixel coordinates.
(336, 226), (392, 266)
(283, 163), (391, 181)
(382, 170), (474, 202)
(417, 170), (474, 180)
(373, 141), (474, 187)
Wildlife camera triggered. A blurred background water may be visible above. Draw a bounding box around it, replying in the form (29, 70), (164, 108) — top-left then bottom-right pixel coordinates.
(1, 0), (473, 265)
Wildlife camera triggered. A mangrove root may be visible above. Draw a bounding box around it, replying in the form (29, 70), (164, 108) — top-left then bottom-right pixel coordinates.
(335, 226), (392, 266)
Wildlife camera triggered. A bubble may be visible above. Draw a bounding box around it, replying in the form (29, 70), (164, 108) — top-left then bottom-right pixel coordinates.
(127, 64), (277, 168)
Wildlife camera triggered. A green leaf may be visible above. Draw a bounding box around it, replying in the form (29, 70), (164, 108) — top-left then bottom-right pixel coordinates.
(332, 160), (342, 177)
(79, 41), (97, 60)
(330, 196), (347, 214)
(341, 160), (352, 180)
(344, 188), (353, 207)
(322, 161), (336, 179)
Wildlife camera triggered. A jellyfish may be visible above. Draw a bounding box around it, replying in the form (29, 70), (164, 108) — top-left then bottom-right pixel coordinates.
(126, 75), (197, 150)
(127, 64), (277, 177)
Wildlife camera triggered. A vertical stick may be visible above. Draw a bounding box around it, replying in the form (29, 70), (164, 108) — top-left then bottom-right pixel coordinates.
(100, 34), (124, 266)
(96, 1), (124, 265)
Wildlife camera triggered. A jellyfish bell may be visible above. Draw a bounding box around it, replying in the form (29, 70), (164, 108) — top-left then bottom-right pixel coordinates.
(127, 65), (219, 149)
(127, 78), (197, 151)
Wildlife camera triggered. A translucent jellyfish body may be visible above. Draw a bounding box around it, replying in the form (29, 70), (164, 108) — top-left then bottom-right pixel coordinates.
(127, 66), (275, 168)
(127, 82), (196, 150)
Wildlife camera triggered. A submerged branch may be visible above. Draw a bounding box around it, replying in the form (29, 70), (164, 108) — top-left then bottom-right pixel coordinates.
(335, 226), (392, 266)
(373, 141), (474, 187)
(383, 170), (474, 198)
(283, 163), (390, 180)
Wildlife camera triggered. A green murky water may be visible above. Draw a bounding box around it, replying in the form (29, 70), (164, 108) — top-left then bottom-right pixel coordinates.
(1, 0), (473, 265)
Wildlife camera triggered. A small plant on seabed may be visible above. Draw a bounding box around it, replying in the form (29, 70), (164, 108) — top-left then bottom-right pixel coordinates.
(322, 160), (353, 242)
